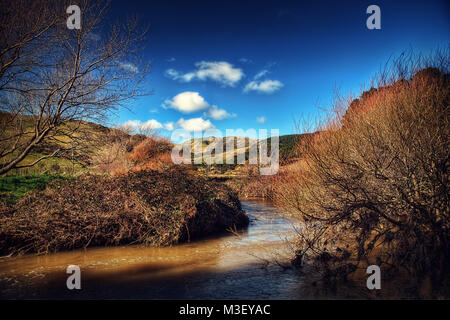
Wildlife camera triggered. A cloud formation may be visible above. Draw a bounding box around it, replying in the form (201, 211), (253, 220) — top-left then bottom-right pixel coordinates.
(122, 117), (215, 133)
(119, 62), (138, 73)
(176, 117), (215, 132)
(163, 91), (210, 113)
(122, 119), (173, 132)
(256, 116), (266, 124)
(243, 80), (284, 94)
(165, 61), (244, 87)
(254, 69), (270, 80)
(164, 122), (174, 131)
(163, 91), (235, 121)
(203, 105), (236, 120)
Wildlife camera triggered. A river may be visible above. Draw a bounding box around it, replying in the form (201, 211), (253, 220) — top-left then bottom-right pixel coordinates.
(0, 199), (314, 299)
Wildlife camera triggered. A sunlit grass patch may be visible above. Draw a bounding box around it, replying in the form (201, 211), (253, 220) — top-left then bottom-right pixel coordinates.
(0, 174), (68, 204)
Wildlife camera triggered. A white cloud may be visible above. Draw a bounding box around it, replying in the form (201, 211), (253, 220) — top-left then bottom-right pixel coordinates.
(165, 68), (181, 79)
(119, 62), (138, 73)
(163, 91), (234, 120)
(166, 57), (176, 62)
(243, 80), (284, 94)
(176, 117), (215, 132)
(203, 105), (236, 120)
(143, 119), (164, 130)
(256, 116), (266, 124)
(122, 120), (142, 130)
(239, 58), (252, 64)
(163, 91), (210, 113)
(194, 61), (243, 85)
(164, 122), (174, 131)
(122, 119), (163, 131)
(165, 61), (244, 87)
(122, 119), (176, 133)
(122, 116), (218, 135)
(254, 69), (270, 80)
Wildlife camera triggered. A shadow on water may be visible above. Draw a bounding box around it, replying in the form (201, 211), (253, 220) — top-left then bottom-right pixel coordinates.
(1, 260), (307, 299)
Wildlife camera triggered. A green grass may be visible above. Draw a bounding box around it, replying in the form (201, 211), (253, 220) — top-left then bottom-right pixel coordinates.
(0, 174), (68, 204)
(1, 111), (114, 176)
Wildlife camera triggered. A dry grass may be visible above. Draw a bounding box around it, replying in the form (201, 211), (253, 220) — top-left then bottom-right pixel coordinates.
(225, 169), (283, 199)
(127, 136), (173, 172)
(91, 132), (174, 175)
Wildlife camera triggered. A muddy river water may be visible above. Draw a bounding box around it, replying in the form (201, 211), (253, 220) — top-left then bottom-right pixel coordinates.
(0, 199), (318, 299)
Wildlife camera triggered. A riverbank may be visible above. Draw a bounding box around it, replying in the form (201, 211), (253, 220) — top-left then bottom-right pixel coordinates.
(0, 167), (248, 256)
(0, 200), (303, 299)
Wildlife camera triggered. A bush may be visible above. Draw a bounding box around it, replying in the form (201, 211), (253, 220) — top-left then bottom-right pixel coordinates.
(225, 173), (281, 199)
(127, 136), (173, 171)
(0, 166), (248, 255)
(275, 52), (449, 294)
(90, 127), (138, 175)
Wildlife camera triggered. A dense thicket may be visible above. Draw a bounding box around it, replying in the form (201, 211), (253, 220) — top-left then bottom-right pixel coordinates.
(275, 56), (449, 295)
(0, 167), (248, 255)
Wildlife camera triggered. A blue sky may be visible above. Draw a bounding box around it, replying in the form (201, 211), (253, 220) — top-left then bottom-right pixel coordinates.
(107, 0), (449, 141)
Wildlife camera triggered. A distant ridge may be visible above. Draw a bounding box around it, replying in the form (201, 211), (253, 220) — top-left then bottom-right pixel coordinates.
(178, 133), (312, 164)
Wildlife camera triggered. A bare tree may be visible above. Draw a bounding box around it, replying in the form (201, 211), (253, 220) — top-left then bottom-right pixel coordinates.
(0, 0), (62, 91)
(0, 0), (150, 175)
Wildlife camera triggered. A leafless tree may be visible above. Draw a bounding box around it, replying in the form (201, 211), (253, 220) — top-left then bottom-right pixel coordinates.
(0, 0), (150, 175)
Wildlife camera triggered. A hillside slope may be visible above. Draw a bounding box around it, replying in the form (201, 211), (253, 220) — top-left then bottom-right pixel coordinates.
(0, 112), (138, 176)
(179, 133), (312, 165)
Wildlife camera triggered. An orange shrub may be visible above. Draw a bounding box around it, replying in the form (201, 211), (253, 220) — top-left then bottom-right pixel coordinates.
(127, 136), (173, 171)
(274, 52), (449, 296)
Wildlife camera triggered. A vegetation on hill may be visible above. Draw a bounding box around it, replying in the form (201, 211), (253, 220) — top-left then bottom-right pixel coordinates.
(0, 112), (120, 176)
(179, 134), (306, 173)
(0, 174), (68, 205)
(266, 133), (313, 164)
(0, 110), (173, 177)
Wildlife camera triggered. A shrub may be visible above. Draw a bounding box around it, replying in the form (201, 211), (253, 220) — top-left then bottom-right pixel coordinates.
(90, 127), (138, 175)
(127, 136), (173, 172)
(275, 52), (449, 294)
(90, 128), (170, 175)
(0, 166), (248, 256)
(225, 172), (282, 199)
(91, 140), (132, 175)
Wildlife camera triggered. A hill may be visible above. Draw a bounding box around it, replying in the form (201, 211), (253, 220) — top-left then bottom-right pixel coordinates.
(1, 110), (312, 177)
(0, 111), (143, 176)
(178, 133), (310, 167)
